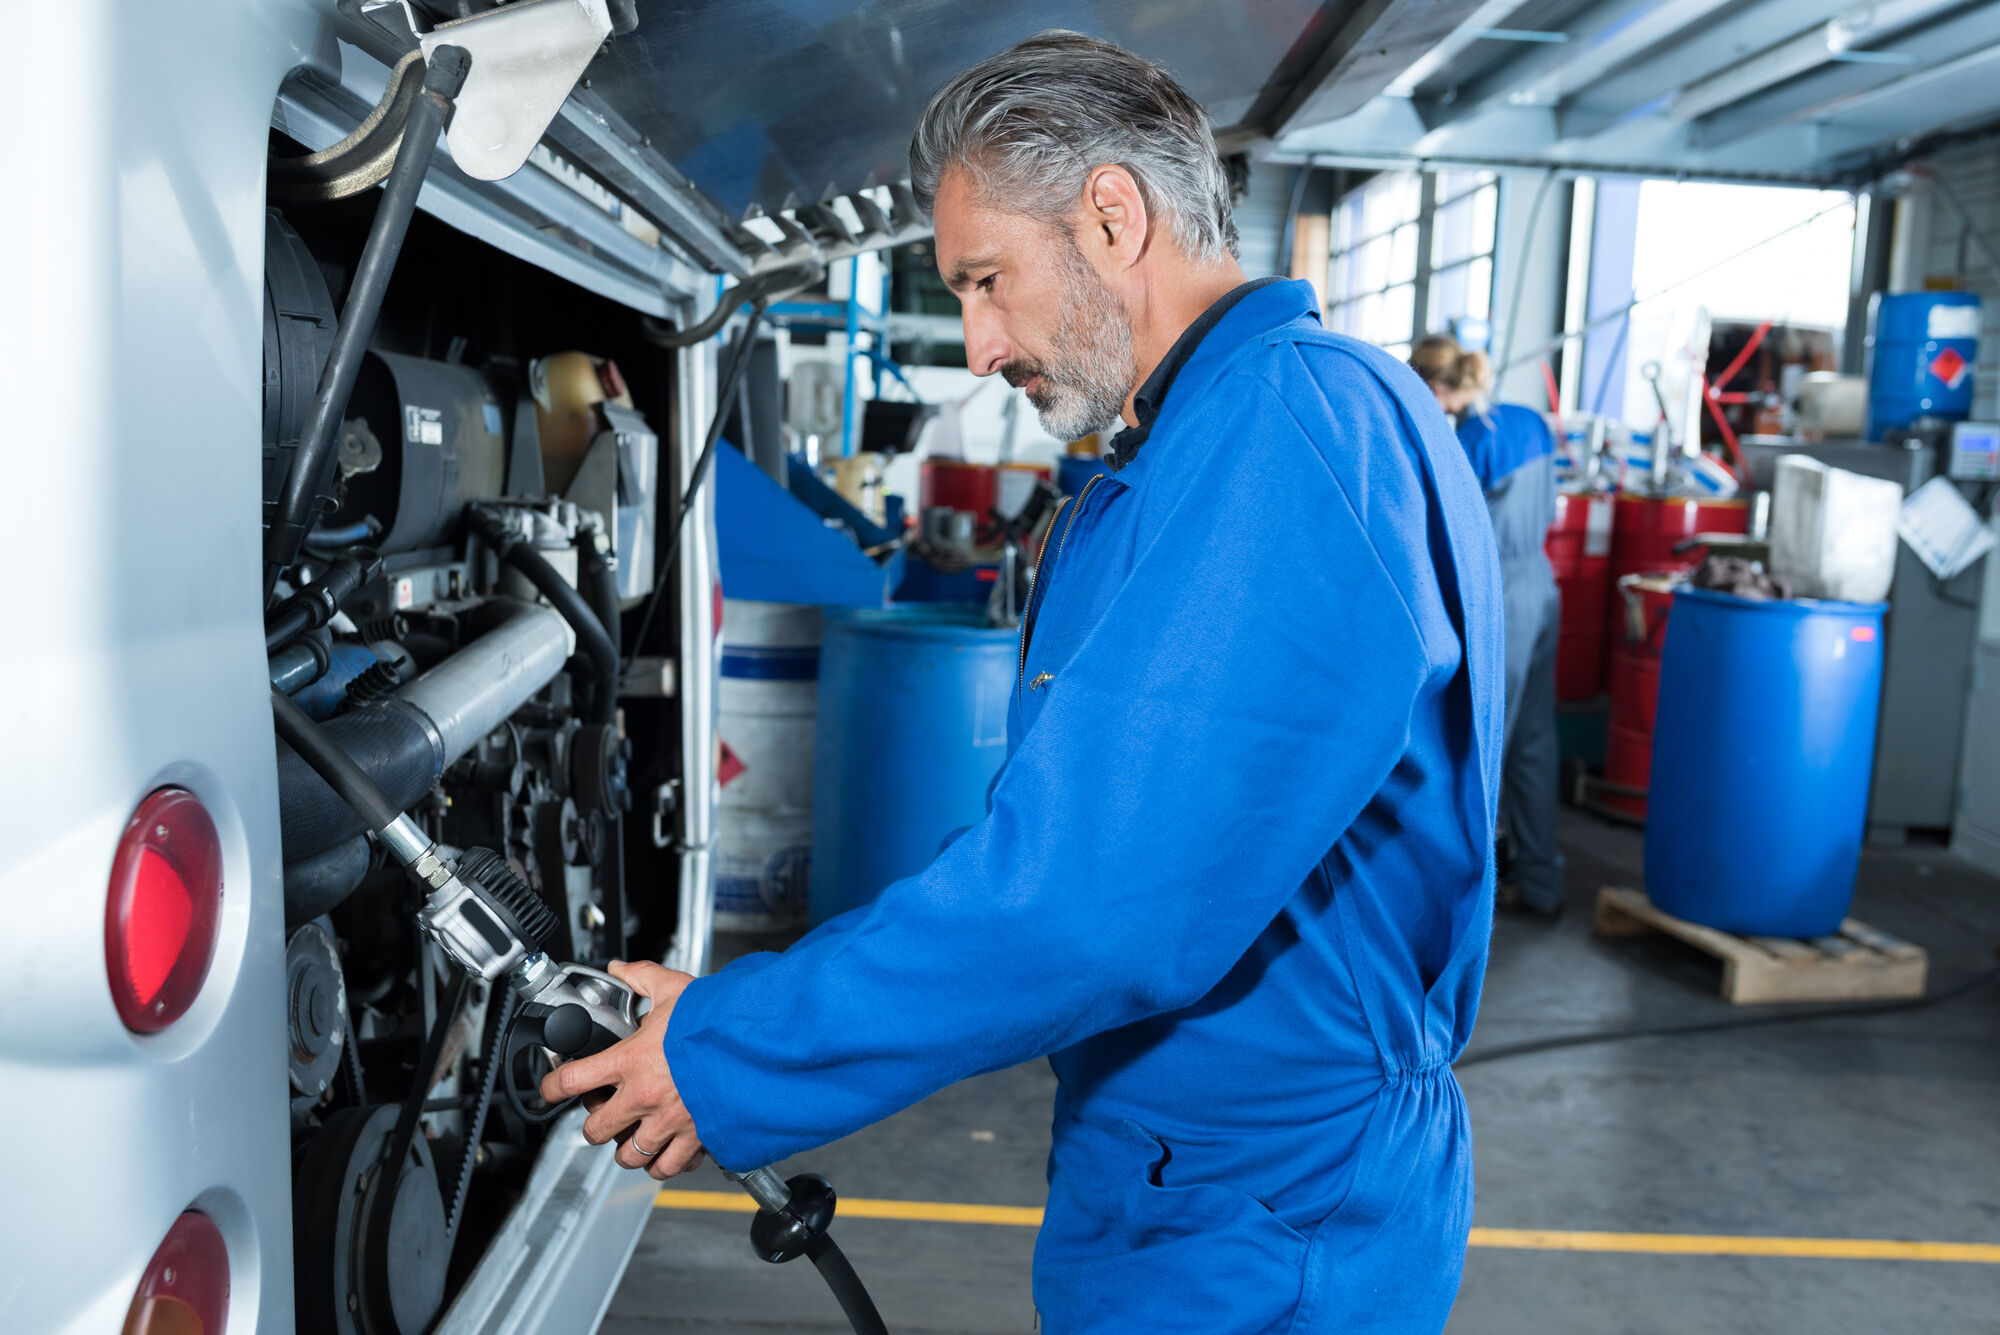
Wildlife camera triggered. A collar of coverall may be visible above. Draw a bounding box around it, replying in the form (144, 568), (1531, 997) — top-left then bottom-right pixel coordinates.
(1105, 275), (1290, 472)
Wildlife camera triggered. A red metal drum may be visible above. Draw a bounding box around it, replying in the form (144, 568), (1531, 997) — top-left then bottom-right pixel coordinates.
(1599, 494), (1749, 679)
(1601, 576), (1677, 819)
(1544, 490), (1614, 701)
(919, 459), (1051, 520)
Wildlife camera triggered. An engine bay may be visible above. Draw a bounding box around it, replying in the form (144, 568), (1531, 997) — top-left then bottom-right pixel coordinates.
(263, 186), (688, 1333)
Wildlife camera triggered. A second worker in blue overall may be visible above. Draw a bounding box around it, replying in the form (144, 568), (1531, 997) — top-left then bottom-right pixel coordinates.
(548, 32), (1504, 1333)
(1414, 336), (1567, 918)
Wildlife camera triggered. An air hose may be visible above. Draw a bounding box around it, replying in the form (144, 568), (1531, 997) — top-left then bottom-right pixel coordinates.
(1456, 960), (2000, 1068)
(270, 691), (890, 1334)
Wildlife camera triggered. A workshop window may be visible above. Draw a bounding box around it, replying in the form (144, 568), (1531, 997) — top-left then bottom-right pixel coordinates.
(1328, 170), (1422, 360)
(1428, 171), (1498, 335)
(1327, 169), (1498, 358)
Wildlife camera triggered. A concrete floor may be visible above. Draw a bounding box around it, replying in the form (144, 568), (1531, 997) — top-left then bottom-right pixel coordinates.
(604, 811), (2000, 1334)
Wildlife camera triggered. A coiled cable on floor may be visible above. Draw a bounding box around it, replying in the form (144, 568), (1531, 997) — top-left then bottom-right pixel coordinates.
(1455, 962), (2000, 1068)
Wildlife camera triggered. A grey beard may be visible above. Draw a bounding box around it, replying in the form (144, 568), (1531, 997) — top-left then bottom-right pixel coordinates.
(1027, 238), (1136, 441)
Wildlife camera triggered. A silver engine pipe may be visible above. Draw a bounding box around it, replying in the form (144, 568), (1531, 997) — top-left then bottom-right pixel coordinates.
(397, 597), (575, 762)
(277, 597), (575, 870)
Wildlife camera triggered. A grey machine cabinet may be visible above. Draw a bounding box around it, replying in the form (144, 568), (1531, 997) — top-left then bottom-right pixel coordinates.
(1748, 439), (1989, 842)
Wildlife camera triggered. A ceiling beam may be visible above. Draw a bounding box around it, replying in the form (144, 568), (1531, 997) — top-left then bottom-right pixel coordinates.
(1664, 0), (1966, 125)
(1380, 0), (1539, 98)
(1242, 0), (1494, 140)
(1552, 0), (1852, 143)
(1690, 5), (2000, 149)
(1418, 0), (1738, 132)
(1815, 40), (2000, 159)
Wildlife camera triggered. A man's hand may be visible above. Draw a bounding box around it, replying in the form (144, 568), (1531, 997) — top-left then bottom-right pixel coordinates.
(539, 960), (705, 1179)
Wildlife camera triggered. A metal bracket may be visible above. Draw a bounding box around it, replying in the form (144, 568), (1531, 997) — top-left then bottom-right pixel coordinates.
(367, 0), (614, 182)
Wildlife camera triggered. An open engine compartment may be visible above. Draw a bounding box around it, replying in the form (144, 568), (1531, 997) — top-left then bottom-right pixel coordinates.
(264, 187), (689, 1334)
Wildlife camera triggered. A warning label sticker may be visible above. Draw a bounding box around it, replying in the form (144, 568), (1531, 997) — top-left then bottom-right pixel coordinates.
(1585, 497), (1613, 557)
(405, 404), (445, 446)
(1929, 346), (1970, 390)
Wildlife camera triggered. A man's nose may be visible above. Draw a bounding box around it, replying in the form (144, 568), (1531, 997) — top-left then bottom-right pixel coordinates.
(962, 304), (1010, 378)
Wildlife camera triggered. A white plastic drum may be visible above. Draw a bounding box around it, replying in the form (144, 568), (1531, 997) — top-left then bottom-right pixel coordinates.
(714, 599), (821, 931)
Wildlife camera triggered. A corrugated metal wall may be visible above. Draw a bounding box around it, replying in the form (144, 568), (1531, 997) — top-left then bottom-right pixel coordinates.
(1236, 159), (1294, 279)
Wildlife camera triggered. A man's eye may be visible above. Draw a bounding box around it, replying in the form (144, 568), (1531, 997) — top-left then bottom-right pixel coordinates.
(976, 274), (997, 292)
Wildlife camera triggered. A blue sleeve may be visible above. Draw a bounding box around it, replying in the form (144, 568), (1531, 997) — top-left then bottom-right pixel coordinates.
(661, 375), (1432, 1171)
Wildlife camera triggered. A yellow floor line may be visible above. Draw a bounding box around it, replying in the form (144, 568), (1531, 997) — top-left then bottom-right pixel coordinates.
(653, 1192), (2000, 1262)
(656, 1191), (1043, 1227)
(1465, 1228), (2000, 1263)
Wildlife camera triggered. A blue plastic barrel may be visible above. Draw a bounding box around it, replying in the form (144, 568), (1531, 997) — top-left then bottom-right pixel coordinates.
(1868, 291), (1980, 439)
(1057, 454), (1106, 498)
(810, 605), (1017, 924)
(1646, 587), (1886, 937)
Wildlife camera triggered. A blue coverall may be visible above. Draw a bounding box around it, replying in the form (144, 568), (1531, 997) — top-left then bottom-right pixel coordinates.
(1456, 404), (1566, 913)
(663, 281), (1503, 1333)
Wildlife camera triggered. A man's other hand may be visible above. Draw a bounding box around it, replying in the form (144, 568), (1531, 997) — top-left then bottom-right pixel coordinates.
(539, 959), (705, 1179)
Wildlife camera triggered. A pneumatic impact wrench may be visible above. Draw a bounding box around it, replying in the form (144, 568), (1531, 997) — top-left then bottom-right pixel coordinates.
(271, 691), (889, 1335)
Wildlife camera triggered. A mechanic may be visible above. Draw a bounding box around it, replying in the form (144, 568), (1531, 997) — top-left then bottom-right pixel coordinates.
(546, 31), (1503, 1333)
(1413, 335), (1566, 920)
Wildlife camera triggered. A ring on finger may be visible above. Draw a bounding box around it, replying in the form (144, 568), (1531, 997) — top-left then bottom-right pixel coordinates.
(631, 1140), (662, 1160)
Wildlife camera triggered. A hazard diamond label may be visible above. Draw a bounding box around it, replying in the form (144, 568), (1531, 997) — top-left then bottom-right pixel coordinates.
(1930, 345), (1970, 390)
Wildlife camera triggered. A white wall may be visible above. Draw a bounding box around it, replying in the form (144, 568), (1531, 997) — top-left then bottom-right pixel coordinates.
(1492, 172), (1569, 407)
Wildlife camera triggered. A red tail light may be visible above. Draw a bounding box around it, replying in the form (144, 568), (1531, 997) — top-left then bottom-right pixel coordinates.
(123, 1210), (230, 1335)
(106, 788), (223, 1032)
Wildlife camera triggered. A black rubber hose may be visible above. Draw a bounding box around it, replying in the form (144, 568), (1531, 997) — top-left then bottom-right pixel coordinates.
(582, 533), (623, 678)
(1455, 962), (2000, 1069)
(272, 689), (409, 835)
(640, 263), (817, 349)
(264, 603), (316, 655)
(269, 628), (333, 694)
(266, 550), (380, 653)
(263, 46), (471, 601)
(274, 696), (441, 858)
(805, 1234), (889, 1335)
(580, 531), (628, 955)
(582, 531), (624, 725)
(625, 301), (769, 669)
(283, 833), (373, 927)
(471, 512), (620, 725)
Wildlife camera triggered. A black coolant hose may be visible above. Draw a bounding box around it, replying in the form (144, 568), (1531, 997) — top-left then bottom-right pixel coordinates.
(274, 694), (443, 860)
(266, 550), (381, 653)
(284, 833), (372, 926)
(273, 690), (409, 836)
(578, 529), (629, 953)
(624, 300), (771, 668)
(807, 1235), (888, 1335)
(262, 46), (471, 601)
(581, 530), (623, 676)
(470, 509), (620, 724)
(268, 628), (333, 694)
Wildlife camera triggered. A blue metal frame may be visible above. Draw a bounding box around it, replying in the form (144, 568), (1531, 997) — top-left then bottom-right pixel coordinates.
(714, 439), (899, 606)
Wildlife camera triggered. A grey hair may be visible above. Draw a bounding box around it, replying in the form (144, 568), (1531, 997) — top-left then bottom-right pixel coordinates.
(909, 30), (1239, 264)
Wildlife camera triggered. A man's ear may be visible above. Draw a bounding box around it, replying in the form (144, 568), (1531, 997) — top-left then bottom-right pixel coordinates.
(1078, 165), (1149, 271)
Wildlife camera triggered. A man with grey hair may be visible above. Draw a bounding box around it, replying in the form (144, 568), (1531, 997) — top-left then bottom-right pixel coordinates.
(546, 30), (1503, 1334)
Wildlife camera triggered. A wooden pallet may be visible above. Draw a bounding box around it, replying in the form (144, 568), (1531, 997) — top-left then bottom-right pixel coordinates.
(1593, 887), (1928, 1005)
